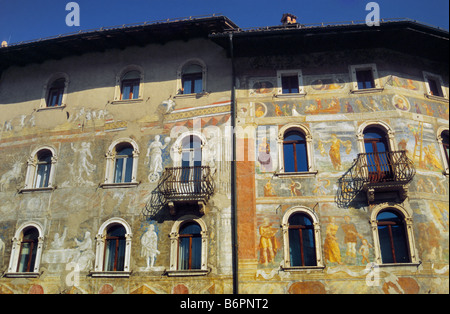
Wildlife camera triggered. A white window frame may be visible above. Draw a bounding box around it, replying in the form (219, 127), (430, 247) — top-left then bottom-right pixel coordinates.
(276, 69), (306, 97)
(91, 217), (132, 277)
(167, 216), (209, 276)
(349, 63), (383, 93)
(22, 146), (58, 192)
(423, 71), (448, 101)
(175, 58), (207, 98)
(281, 206), (324, 271)
(101, 138), (139, 188)
(113, 65), (144, 103)
(437, 126), (449, 175)
(5, 222), (45, 278)
(369, 203), (419, 267)
(38, 72), (70, 110)
(275, 123), (317, 177)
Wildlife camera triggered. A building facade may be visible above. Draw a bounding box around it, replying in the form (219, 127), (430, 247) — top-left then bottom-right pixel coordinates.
(211, 20), (449, 294)
(0, 15), (448, 294)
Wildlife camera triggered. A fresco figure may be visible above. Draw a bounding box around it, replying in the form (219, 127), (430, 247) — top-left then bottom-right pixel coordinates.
(264, 179), (276, 197)
(319, 134), (352, 171)
(341, 216), (362, 262)
(73, 231), (95, 271)
(359, 239), (372, 264)
(259, 218), (278, 266)
(258, 137), (272, 172)
(324, 217), (342, 264)
(141, 224), (160, 269)
(147, 135), (171, 182)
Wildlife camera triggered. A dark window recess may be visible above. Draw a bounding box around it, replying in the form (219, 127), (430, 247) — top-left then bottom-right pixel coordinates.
(356, 69), (375, 89)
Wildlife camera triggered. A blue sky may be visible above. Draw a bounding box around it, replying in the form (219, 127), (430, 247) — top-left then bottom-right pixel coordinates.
(0, 0), (448, 45)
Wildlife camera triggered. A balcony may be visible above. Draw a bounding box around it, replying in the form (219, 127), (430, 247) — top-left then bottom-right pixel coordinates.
(157, 166), (214, 215)
(336, 151), (415, 207)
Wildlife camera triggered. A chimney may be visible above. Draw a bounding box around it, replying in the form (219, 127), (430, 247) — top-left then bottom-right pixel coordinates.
(281, 13), (298, 25)
(1, 41), (7, 48)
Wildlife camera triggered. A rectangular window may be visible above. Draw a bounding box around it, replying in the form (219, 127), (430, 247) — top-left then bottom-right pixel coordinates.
(281, 75), (300, 94)
(277, 70), (305, 96)
(350, 64), (381, 92)
(356, 69), (375, 89)
(121, 79), (140, 100)
(47, 87), (64, 107)
(182, 73), (203, 94)
(427, 77), (443, 97)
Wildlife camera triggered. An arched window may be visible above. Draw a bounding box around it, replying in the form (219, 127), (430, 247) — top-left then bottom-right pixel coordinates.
(370, 204), (419, 265)
(277, 124), (315, 175)
(23, 147), (57, 191)
(363, 127), (392, 183)
(17, 227), (40, 273)
(281, 207), (324, 270)
(177, 59), (206, 96)
(103, 139), (139, 187)
(46, 78), (66, 107)
(104, 224), (127, 271)
(376, 209), (410, 264)
(182, 64), (203, 94)
(181, 135), (202, 186)
(120, 70), (140, 100)
(169, 217), (208, 276)
(114, 65), (143, 102)
(283, 130), (308, 172)
(34, 149), (52, 188)
(178, 222), (202, 270)
(114, 143), (134, 183)
(6, 222), (44, 277)
(40, 73), (69, 109)
(288, 213), (316, 266)
(93, 218), (132, 277)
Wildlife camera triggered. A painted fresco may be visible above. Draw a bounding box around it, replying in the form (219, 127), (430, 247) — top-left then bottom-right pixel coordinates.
(251, 94), (449, 120)
(394, 120), (446, 173)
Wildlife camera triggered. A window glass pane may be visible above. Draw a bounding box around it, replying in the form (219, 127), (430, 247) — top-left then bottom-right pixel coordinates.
(283, 143), (295, 172)
(289, 213), (313, 226)
(183, 80), (192, 94)
(427, 78), (442, 96)
(391, 224), (410, 263)
(121, 84), (131, 100)
(377, 225), (394, 263)
(122, 71), (140, 80)
(17, 242), (32, 272)
(282, 75), (299, 94)
(296, 142), (308, 172)
(289, 228), (302, 266)
(124, 157), (133, 182)
(284, 131), (305, 142)
(17, 228), (38, 272)
(114, 158), (124, 183)
(180, 223), (201, 235)
(132, 83), (139, 99)
(178, 237), (190, 270)
(105, 225), (126, 271)
(116, 238), (126, 271)
(104, 239), (117, 271)
(191, 236), (202, 269)
(194, 78), (203, 94)
(356, 70), (374, 89)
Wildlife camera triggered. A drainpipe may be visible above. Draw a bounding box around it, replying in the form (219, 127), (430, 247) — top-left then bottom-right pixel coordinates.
(229, 32), (238, 295)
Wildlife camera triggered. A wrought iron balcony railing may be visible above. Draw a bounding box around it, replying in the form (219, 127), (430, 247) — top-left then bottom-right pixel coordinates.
(159, 166), (214, 200)
(156, 166), (214, 215)
(336, 151), (415, 207)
